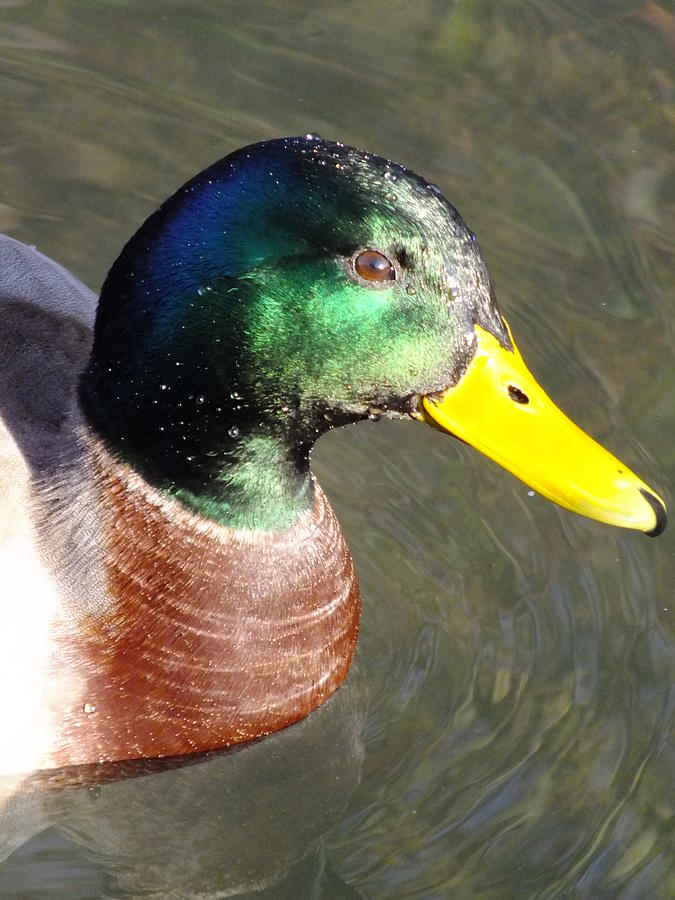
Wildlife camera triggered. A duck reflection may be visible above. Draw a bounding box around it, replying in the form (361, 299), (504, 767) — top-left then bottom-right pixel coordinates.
(0, 664), (366, 897)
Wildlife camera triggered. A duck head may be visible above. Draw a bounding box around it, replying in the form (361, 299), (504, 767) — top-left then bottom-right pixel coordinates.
(80, 136), (666, 535)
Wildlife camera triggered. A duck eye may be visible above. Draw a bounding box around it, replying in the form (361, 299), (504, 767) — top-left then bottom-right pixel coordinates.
(353, 249), (396, 283)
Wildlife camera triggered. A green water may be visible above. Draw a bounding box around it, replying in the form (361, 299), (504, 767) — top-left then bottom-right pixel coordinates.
(1, 1), (673, 896)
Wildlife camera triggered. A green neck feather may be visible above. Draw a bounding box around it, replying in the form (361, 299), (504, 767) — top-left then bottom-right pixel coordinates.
(173, 435), (314, 532)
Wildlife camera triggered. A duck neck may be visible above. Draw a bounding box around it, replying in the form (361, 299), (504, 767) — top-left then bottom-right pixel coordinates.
(169, 432), (316, 532)
(80, 389), (322, 532)
(79, 353), (327, 531)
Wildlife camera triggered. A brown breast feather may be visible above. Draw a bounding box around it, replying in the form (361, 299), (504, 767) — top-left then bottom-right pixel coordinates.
(48, 438), (361, 768)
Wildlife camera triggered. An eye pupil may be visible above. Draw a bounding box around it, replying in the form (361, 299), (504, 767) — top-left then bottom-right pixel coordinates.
(354, 249), (396, 283)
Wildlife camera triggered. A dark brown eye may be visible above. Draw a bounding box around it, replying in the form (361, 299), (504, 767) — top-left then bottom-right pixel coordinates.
(353, 249), (396, 283)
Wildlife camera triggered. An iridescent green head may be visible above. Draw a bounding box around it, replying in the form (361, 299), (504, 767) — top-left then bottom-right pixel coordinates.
(81, 135), (510, 530)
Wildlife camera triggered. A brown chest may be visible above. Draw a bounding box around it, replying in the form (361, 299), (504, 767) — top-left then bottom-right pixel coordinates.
(45, 443), (360, 769)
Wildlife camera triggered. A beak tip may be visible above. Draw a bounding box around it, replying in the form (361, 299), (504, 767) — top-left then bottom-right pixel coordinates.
(639, 488), (668, 537)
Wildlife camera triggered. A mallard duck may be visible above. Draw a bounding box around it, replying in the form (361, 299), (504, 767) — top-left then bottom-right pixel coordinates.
(0, 135), (665, 777)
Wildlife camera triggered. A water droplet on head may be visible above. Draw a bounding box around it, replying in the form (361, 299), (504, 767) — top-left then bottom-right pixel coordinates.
(368, 407), (382, 422)
(83, 702), (97, 715)
(228, 425), (240, 439)
(406, 284), (417, 296)
(305, 132), (322, 141)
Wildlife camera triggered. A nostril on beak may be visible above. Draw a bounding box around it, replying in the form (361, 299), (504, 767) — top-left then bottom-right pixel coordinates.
(507, 385), (529, 404)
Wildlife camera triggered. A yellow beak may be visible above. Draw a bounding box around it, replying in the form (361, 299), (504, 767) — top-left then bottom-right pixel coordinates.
(420, 321), (666, 536)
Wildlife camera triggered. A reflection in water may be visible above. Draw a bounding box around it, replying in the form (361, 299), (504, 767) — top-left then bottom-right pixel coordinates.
(0, 669), (366, 897)
(1, 0), (673, 896)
